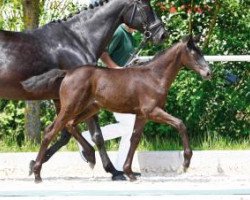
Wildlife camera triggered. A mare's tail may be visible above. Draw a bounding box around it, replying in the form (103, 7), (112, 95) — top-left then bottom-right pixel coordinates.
(21, 69), (67, 93)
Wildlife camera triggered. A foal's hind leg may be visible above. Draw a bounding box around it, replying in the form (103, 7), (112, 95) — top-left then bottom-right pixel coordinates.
(30, 100), (96, 175)
(42, 100), (72, 162)
(33, 114), (69, 183)
(148, 107), (193, 170)
(43, 100), (95, 164)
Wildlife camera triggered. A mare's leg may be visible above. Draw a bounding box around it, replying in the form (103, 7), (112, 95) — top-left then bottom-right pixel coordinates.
(29, 100), (96, 175)
(29, 100), (72, 176)
(72, 107), (126, 180)
(123, 116), (146, 181)
(148, 107), (193, 170)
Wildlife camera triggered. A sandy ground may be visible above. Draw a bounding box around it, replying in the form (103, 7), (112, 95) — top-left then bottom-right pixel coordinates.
(0, 151), (250, 199)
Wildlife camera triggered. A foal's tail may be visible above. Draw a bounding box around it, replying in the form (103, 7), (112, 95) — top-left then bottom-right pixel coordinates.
(21, 69), (67, 93)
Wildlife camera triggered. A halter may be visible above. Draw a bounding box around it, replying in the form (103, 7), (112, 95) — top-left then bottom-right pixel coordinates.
(127, 0), (163, 40)
(124, 0), (163, 67)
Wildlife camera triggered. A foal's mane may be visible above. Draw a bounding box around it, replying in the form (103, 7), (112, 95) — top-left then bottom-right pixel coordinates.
(134, 41), (181, 67)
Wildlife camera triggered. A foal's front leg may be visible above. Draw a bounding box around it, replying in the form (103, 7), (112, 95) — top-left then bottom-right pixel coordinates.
(66, 125), (96, 168)
(123, 116), (146, 181)
(149, 107), (193, 170)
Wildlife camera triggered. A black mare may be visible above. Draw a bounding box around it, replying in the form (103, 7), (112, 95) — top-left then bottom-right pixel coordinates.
(0, 0), (167, 180)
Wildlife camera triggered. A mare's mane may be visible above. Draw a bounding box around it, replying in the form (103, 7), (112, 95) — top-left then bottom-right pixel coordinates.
(50, 0), (110, 24)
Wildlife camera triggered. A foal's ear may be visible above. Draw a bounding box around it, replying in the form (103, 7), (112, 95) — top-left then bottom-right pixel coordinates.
(187, 35), (194, 50)
(193, 34), (202, 43)
(182, 35), (192, 43)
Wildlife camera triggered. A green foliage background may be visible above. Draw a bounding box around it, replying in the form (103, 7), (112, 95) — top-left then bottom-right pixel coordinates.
(142, 0), (250, 148)
(0, 0), (249, 150)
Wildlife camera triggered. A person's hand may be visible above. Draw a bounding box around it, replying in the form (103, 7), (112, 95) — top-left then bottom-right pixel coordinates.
(113, 66), (122, 69)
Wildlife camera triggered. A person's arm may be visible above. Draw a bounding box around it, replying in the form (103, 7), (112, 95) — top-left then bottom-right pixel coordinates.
(100, 26), (124, 68)
(100, 52), (121, 68)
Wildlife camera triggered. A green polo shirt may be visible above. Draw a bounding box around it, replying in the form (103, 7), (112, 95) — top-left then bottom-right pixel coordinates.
(107, 25), (135, 66)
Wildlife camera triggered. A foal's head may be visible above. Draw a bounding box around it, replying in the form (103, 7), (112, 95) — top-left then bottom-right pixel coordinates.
(122, 0), (168, 43)
(180, 35), (212, 80)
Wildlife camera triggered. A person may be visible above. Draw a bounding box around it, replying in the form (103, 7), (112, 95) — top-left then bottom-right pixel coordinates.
(79, 24), (137, 171)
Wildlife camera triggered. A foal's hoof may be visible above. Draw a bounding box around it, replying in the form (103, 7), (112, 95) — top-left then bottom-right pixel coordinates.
(34, 177), (43, 184)
(88, 162), (95, 169)
(29, 160), (35, 176)
(183, 162), (190, 172)
(80, 150), (88, 163)
(112, 171), (126, 181)
(127, 174), (137, 182)
(183, 166), (189, 173)
(81, 150), (96, 169)
(183, 160), (190, 172)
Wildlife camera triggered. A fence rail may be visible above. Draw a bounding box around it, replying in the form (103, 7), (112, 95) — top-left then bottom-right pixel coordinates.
(137, 55), (250, 62)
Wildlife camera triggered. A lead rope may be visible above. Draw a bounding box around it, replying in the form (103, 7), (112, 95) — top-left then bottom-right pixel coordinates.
(124, 36), (149, 67)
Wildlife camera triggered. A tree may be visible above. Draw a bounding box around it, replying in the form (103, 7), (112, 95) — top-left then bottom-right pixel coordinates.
(22, 0), (41, 144)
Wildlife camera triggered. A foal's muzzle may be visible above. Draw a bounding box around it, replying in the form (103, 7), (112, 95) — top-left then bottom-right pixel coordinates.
(203, 70), (212, 80)
(201, 67), (212, 80)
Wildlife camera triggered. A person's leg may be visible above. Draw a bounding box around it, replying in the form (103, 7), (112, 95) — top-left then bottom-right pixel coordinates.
(78, 113), (135, 171)
(79, 112), (136, 171)
(113, 113), (136, 171)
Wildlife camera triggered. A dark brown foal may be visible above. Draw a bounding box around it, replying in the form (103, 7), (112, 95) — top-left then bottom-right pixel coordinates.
(23, 35), (211, 182)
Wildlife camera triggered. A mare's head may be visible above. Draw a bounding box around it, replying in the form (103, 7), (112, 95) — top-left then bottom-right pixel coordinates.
(180, 35), (212, 80)
(122, 0), (168, 43)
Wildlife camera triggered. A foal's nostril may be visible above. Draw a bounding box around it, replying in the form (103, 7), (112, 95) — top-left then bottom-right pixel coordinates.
(206, 71), (212, 77)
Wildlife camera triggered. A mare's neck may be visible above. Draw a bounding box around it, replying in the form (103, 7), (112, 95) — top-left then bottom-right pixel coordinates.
(149, 43), (183, 89)
(65, 0), (129, 62)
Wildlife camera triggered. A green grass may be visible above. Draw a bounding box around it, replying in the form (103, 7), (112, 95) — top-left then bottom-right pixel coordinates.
(0, 140), (39, 152)
(198, 137), (250, 150)
(0, 135), (249, 152)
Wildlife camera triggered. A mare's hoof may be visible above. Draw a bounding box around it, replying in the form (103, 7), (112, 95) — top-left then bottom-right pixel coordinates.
(29, 160), (35, 176)
(112, 171), (126, 181)
(133, 172), (141, 177)
(112, 174), (126, 181)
